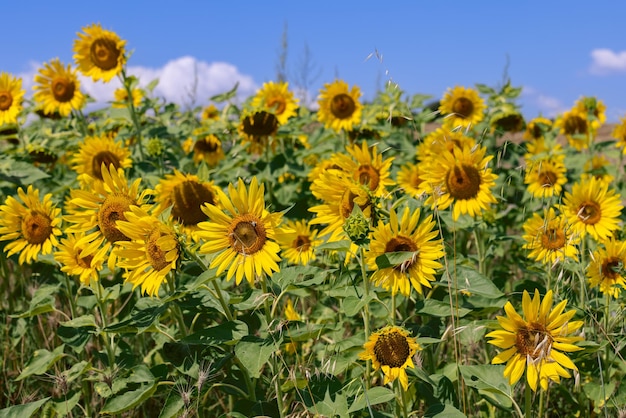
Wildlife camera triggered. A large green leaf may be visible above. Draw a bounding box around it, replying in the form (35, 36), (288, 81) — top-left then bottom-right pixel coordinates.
(11, 284), (60, 319)
(100, 383), (158, 415)
(424, 403), (467, 417)
(348, 386), (395, 413)
(459, 365), (513, 410)
(58, 314), (97, 352)
(0, 397), (50, 418)
(16, 345), (66, 381)
(182, 320), (248, 345)
(105, 300), (168, 334)
(235, 336), (281, 378)
(414, 299), (471, 318)
(440, 264), (506, 310)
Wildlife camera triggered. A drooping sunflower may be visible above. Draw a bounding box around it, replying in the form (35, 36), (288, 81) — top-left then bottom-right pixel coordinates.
(490, 110), (525, 134)
(522, 207), (580, 265)
(555, 109), (593, 151)
(238, 110), (279, 154)
(154, 170), (220, 240)
(419, 144), (498, 220)
(73, 23), (126, 82)
(183, 131), (225, 166)
(0, 186), (62, 265)
(487, 289), (584, 391)
(524, 158), (567, 199)
(317, 79), (362, 132)
(113, 87), (143, 108)
(359, 326), (421, 391)
(64, 164), (152, 268)
(276, 219), (321, 266)
(0, 72), (25, 126)
(366, 207), (444, 296)
(329, 141), (395, 197)
(587, 240), (626, 299)
(251, 81), (299, 125)
(439, 86), (486, 129)
(523, 117), (553, 142)
(396, 163), (424, 199)
(33, 59), (85, 117)
(54, 232), (107, 286)
(70, 133), (132, 183)
(575, 96), (606, 129)
(196, 177), (283, 286)
(612, 116), (626, 154)
(561, 177), (623, 241)
(114, 205), (180, 297)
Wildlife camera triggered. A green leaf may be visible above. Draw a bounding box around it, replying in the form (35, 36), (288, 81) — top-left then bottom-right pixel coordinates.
(159, 390), (185, 418)
(0, 158), (49, 185)
(209, 82), (239, 102)
(272, 266), (325, 290)
(58, 314), (97, 352)
(101, 383), (158, 415)
(16, 345), (66, 381)
(317, 240), (351, 252)
(11, 284), (60, 319)
(583, 380), (616, 410)
(182, 320), (248, 345)
(348, 386), (395, 413)
(109, 107), (132, 123)
(424, 403), (467, 417)
(375, 251), (417, 270)
(235, 336), (280, 378)
(315, 388), (349, 418)
(459, 365), (513, 409)
(343, 295), (369, 317)
(414, 299), (471, 318)
(50, 390), (81, 416)
(105, 301), (168, 334)
(0, 397), (50, 418)
(441, 264), (506, 310)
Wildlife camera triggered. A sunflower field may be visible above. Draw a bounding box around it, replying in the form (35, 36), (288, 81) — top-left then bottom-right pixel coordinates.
(2, 23), (626, 418)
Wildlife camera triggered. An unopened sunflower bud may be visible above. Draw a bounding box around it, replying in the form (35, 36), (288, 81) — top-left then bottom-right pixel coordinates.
(343, 205), (370, 246)
(146, 138), (164, 157)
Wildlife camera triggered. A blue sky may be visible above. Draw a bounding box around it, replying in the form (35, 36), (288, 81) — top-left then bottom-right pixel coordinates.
(4, 1), (626, 121)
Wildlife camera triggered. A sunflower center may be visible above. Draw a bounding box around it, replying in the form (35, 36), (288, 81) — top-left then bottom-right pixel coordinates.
(294, 235), (311, 251)
(541, 227), (565, 250)
(0, 91), (13, 111)
(92, 152), (121, 180)
(51, 77), (76, 103)
(228, 214), (266, 255)
(21, 211), (53, 245)
(146, 227), (170, 271)
(267, 97), (287, 115)
(194, 137), (219, 153)
(98, 194), (134, 243)
(339, 190), (371, 219)
(538, 170), (557, 188)
(564, 115), (587, 136)
(515, 322), (552, 360)
(577, 201), (601, 225)
(171, 180), (214, 226)
(330, 94), (356, 119)
(242, 111), (278, 136)
(355, 165), (380, 192)
(76, 252), (94, 269)
(385, 236), (418, 272)
(446, 164), (481, 200)
(89, 38), (121, 71)
(373, 330), (411, 368)
(601, 257), (623, 280)
(452, 97), (474, 118)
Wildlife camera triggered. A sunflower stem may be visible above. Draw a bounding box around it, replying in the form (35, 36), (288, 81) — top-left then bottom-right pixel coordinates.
(120, 69), (145, 160)
(73, 109), (89, 137)
(359, 246), (372, 390)
(62, 274), (77, 319)
(604, 292), (611, 384)
(538, 387), (545, 418)
(473, 228), (486, 276)
(524, 381), (532, 417)
(94, 282), (116, 369)
(188, 249), (235, 322)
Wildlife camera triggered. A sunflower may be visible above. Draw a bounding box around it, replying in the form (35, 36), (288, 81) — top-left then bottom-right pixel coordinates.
(487, 289), (584, 391)
(439, 86), (486, 129)
(252, 81), (299, 125)
(70, 133), (132, 183)
(317, 79), (362, 132)
(154, 170), (220, 240)
(490, 111), (525, 134)
(113, 87), (143, 108)
(396, 163), (424, 199)
(612, 116), (626, 154)
(276, 219), (321, 266)
(0, 72), (25, 126)
(32, 59), (85, 117)
(555, 109), (593, 151)
(0, 186), (62, 265)
(201, 104), (220, 122)
(522, 207), (579, 265)
(561, 177), (623, 241)
(54, 232), (107, 286)
(524, 158), (567, 199)
(329, 141), (395, 197)
(359, 326), (421, 390)
(196, 177), (283, 286)
(114, 205), (180, 297)
(582, 155), (614, 186)
(183, 131), (225, 166)
(64, 164), (152, 269)
(238, 110), (279, 154)
(284, 298), (302, 354)
(419, 128), (477, 162)
(73, 23), (126, 82)
(366, 207), (444, 296)
(419, 144), (498, 220)
(523, 117), (553, 142)
(575, 96), (606, 129)
(587, 240), (626, 298)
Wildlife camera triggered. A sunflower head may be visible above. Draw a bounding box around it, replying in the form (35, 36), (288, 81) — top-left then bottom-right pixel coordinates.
(238, 110), (279, 154)
(33, 59), (85, 117)
(439, 86), (486, 129)
(0, 72), (25, 126)
(317, 80), (363, 132)
(113, 87), (143, 108)
(523, 117), (553, 142)
(71, 133), (132, 183)
(73, 23), (127, 82)
(359, 326), (421, 390)
(588, 240), (626, 298)
(251, 81), (299, 125)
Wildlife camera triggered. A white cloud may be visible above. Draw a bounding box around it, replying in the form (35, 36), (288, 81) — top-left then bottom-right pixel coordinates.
(589, 48), (626, 75)
(521, 86), (566, 118)
(19, 56), (258, 109)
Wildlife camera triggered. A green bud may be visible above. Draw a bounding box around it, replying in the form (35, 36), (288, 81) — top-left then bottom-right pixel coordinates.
(343, 204), (371, 246)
